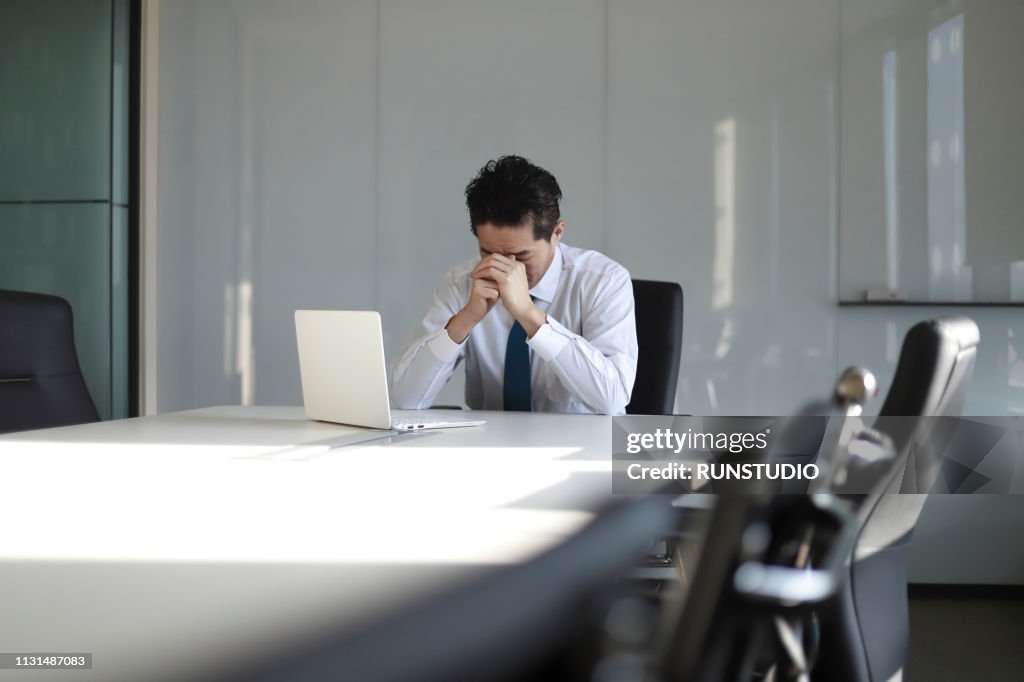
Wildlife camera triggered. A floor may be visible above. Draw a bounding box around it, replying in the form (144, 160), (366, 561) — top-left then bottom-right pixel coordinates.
(909, 594), (1024, 681)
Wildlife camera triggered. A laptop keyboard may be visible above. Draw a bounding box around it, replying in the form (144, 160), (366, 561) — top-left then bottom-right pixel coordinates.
(392, 418), (443, 431)
(391, 416), (469, 431)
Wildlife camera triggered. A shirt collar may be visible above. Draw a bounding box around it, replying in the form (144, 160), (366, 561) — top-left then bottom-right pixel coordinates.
(529, 243), (563, 304)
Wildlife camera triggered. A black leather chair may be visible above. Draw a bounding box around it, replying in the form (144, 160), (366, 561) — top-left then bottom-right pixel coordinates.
(656, 411), (871, 682)
(817, 316), (980, 682)
(0, 289), (100, 434)
(627, 280), (683, 415)
(655, 318), (978, 682)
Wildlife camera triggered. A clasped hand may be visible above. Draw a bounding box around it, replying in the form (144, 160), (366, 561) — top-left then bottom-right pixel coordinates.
(469, 254), (534, 319)
(446, 254), (545, 344)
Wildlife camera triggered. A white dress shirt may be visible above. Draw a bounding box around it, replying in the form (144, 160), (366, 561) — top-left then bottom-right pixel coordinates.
(390, 243), (638, 415)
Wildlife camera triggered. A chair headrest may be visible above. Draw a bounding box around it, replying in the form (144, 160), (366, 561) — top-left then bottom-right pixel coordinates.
(925, 316), (980, 351)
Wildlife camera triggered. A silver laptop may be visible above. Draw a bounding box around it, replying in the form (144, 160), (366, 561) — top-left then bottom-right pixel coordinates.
(295, 310), (485, 431)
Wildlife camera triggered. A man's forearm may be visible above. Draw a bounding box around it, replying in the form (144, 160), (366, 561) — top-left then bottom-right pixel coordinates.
(546, 343), (633, 415)
(516, 304), (548, 338)
(391, 330), (462, 409)
(445, 309), (479, 344)
(528, 315), (637, 415)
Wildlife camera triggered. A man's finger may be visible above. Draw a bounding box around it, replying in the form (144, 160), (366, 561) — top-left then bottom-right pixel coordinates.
(475, 253), (508, 268)
(473, 266), (510, 282)
(472, 260), (512, 277)
(474, 279), (500, 295)
(472, 254), (513, 273)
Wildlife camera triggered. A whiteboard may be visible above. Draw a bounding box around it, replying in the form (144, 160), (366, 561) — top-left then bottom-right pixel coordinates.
(839, 0), (1024, 303)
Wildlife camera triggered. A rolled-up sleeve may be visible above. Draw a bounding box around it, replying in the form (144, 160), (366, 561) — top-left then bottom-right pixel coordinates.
(527, 268), (637, 415)
(390, 272), (467, 409)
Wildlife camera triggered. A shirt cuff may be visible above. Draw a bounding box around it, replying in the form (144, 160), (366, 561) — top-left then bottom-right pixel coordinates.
(527, 316), (574, 361)
(428, 328), (465, 363)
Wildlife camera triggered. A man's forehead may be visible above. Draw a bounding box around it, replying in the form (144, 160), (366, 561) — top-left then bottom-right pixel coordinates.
(476, 223), (540, 252)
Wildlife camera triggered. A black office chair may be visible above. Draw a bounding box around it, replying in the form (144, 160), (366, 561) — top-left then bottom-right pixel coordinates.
(657, 317), (977, 682)
(816, 317), (980, 682)
(627, 280), (683, 415)
(655, 401), (884, 682)
(0, 289), (100, 434)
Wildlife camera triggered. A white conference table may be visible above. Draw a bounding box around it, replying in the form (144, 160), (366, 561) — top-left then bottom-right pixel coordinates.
(0, 406), (618, 681)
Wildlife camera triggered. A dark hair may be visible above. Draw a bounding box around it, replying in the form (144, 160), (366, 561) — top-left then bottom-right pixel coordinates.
(464, 155), (562, 241)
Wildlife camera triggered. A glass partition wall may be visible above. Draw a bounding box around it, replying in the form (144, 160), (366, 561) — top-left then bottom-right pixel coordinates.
(0, 0), (135, 419)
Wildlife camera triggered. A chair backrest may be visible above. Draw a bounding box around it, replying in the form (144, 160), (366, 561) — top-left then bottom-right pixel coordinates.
(0, 289), (100, 434)
(656, 493), (762, 682)
(656, 428), (861, 682)
(865, 316), (980, 537)
(877, 317), (979, 424)
(820, 316), (979, 682)
(627, 280), (683, 415)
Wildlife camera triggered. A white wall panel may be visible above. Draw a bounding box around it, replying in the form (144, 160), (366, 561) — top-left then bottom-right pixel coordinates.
(158, 0), (377, 410)
(376, 0), (607, 404)
(155, 0), (1024, 582)
(607, 0), (840, 415)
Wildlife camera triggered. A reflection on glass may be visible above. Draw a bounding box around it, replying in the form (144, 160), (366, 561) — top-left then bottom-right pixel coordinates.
(886, 321), (899, 364)
(926, 13), (969, 300)
(883, 49), (900, 290)
(705, 378), (719, 413)
(841, 2), (1024, 303)
(1013, 262), (1024, 301)
(223, 283), (236, 376)
(769, 103), (781, 301)
(712, 118), (736, 311)
(237, 280), (254, 406)
(715, 318), (734, 360)
(1010, 327), (1024, 390)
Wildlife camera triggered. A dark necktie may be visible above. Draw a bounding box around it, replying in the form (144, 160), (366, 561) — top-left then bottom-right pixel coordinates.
(503, 318), (532, 412)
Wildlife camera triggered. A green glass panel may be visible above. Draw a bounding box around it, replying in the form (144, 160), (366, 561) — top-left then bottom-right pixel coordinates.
(112, 0), (130, 206)
(111, 205), (129, 418)
(0, 0), (112, 201)
(0, 203), (112, 419)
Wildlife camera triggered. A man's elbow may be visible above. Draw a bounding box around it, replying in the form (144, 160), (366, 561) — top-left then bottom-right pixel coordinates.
(389, 380), (423, 410)
(393, 397), (431, 410)
(593, 400), (627, 416)
(592, 384), (630, 416)
(392, 396), (420, 410)
(600, 366), (636, 415)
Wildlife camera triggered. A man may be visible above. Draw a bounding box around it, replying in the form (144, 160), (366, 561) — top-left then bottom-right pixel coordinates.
(391, 155), (637, 415)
